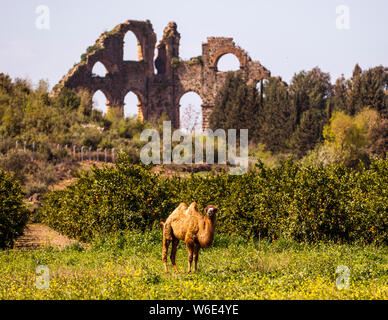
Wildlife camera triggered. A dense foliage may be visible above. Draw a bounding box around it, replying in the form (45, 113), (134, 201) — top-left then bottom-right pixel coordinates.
(0, 169), (29, 248)
(0, 73), (150, 196)
(0, 73), (149, 151)
(40, 155), (387, 245)
(210, 65), (388, 158)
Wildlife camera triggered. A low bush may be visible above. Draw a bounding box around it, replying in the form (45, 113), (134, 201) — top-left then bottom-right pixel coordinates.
(0, 170), (29, 248)
(40, 155), (388, 245)
(40, 157), (178, 242)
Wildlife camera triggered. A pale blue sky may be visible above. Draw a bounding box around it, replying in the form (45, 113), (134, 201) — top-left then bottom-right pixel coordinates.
(0, 0), (387, 118)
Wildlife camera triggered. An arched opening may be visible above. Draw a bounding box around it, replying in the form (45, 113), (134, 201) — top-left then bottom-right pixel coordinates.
(92, 61), (108, 77)
(216, 53), (241, 72)
(92, 90), (108, 115)
(124, 91), (141, 119)
(179, 92), (202, 134)
(123, 31), (143, 61)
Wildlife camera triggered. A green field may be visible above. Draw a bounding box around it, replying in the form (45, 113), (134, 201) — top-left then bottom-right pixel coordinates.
(1, 231), (387, 300)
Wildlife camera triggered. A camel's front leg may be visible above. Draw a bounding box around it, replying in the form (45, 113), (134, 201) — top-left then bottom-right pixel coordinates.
(186, 242), (194, 274)
(193, 244), (200, 272)
(162, 238), (171, 273)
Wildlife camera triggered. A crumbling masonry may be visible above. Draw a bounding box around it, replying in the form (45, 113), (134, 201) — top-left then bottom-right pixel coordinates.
(53, 20), (271, 130)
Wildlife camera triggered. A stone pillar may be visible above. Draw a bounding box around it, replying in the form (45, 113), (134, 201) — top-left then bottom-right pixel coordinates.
(201, 105), (214, 131)
(137, 101), (144, 122)
(169, 104), (180, 130)
(137, 42), (144, 61)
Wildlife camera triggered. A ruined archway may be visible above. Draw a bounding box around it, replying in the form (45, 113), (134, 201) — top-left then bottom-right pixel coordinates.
(123, 31), (142, 61)
(124, 90), (144, 121)
(216, 53), (241, 72)
(92, 61), (108, 77)
(92, 90), (108, 114)
(53, 20), (271, 130)
(179, 91), (203, 133)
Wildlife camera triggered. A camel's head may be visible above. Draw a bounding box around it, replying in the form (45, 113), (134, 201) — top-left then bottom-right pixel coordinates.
(205, 205), (218, 219)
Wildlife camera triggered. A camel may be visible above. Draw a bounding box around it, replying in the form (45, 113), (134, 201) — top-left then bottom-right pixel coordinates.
(160, 202), (218, 274)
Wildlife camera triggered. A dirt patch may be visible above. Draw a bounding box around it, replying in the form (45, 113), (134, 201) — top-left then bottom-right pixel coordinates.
(48, 161), (114, 191)
(15, 224), (88, 250)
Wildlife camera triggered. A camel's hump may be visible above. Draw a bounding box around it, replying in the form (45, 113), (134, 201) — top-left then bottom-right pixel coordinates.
(179, 202), (189, 209)
(186, 202), (202, 217)
(171, 202), (189, 216)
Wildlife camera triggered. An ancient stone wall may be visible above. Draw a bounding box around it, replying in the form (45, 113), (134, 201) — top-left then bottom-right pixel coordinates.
(53, 20), (271, 130)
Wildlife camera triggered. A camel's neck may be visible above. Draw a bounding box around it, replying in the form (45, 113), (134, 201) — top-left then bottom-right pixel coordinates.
(198, 216), (216, 248)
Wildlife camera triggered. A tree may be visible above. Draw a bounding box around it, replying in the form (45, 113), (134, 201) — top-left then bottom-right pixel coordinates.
(290, 109), (326, 158)
(345, 64), (388, 116)
(322, 108), (381, 167)
(180, 103), (201, 134)
(0, 169), (29, 248)
(288, 67), (332, 157)
(366, 115), (388, 158)
(209, 73), (260, 142)
(257, 77), (294, 152)
(331, 74), (348, 113)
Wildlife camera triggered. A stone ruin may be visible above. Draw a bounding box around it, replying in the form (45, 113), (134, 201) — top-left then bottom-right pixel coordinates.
(52, 20), (271, 130)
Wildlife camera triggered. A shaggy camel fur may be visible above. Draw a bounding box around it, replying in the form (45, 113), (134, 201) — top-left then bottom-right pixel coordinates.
(160, 202), (218, 273)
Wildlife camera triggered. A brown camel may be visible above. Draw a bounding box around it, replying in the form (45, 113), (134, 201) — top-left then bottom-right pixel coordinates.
(160, 202), (218, 273)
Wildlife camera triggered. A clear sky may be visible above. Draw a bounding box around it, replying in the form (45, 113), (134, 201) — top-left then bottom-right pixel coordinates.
(0, 0), (387, 118)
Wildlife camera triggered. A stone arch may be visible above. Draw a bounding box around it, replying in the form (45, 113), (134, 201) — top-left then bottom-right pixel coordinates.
(86, 52), (116, 75)
(176, 88), (204, 109)
(204, 38), (249, 71)
(178, 91), (203, 132)
(91, 61), (108, 77)
(213, 51), (245, 71)
(123, 30), (143, 61)
(216, 53), (241, 72)
(92, 89), (112, 114)
(118, 21), (157, 76)
(123, 89), (145, 121)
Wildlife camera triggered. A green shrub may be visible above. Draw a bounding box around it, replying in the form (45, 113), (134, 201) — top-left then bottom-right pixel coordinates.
(40, 155), (388, 245)
(0, 170), (29, 248)
(41, 156), (178, 242)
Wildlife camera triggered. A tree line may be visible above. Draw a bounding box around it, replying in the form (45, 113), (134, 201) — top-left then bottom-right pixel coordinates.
(1, 65), (387, 168)
(209, 65), (387, 162)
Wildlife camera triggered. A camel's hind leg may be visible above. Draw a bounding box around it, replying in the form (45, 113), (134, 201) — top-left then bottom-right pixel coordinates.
(193, 244), (200, 272)
(162, 237), (171, 273)
(186, 241), (194, 274)
(170, 237), (179, 273)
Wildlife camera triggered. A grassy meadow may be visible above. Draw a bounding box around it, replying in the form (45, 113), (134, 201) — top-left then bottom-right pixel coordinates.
(1, 231), (387, 300)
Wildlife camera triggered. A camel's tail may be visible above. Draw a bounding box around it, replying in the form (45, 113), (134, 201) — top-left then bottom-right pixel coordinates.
(159, 221), (165, 231)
